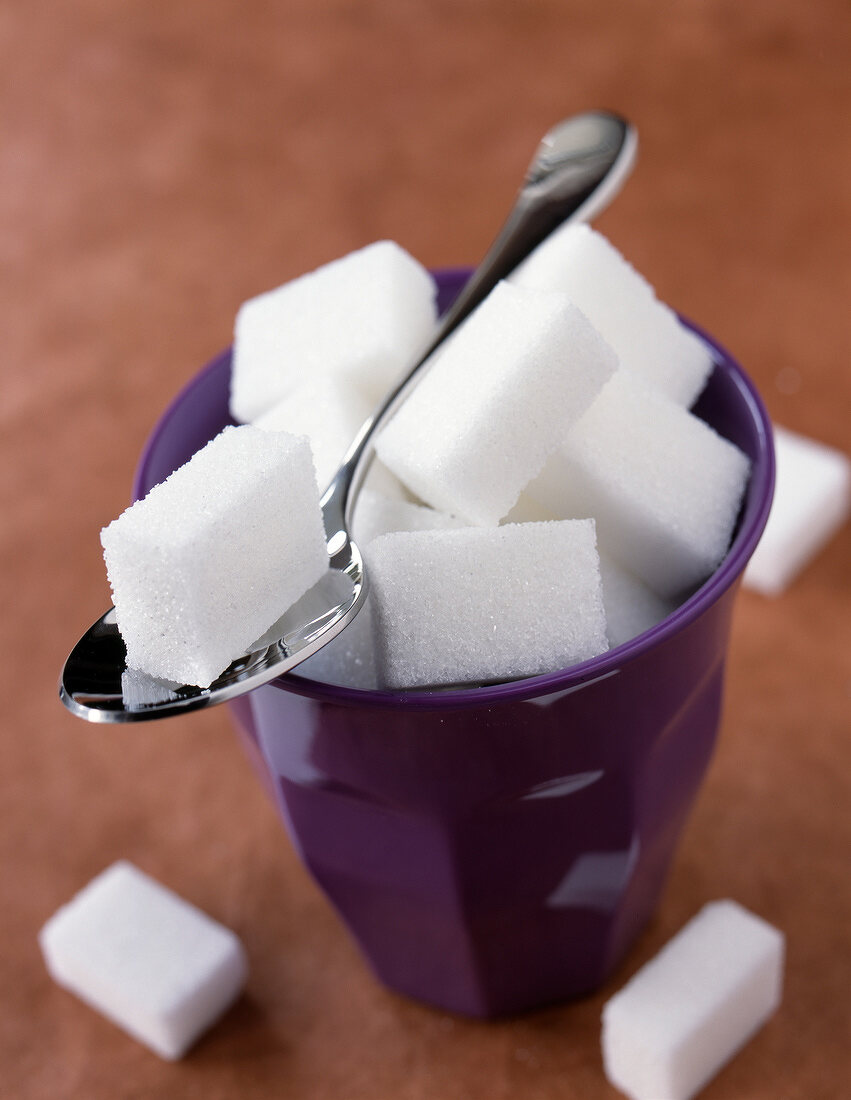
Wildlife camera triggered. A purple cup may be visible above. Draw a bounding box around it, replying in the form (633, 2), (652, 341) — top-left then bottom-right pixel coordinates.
(134, 270), (774, 1017)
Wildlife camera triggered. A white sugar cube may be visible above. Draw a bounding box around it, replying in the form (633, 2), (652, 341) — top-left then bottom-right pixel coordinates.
(296, 496), (463, 690)
(253, 376), (371, 492)
(602, 900), (784, 1100)
(361, 457), (415, 502)
(101, 425), (328, 687)
(39, 861), (248, 1061)
(502, 491), (558, 524)
(512, 223), (713, 407)
(120, 668), (181, 709)
(297, 598), (378, 690)
(744, 425), (850, 595)
(526, 371), (751, 598)
(599, 553), (675, 648)
(352, 488), (465, 547)
(503, 507), (675, 647)
(376, 281), (617, 525)
(367, 521), (609, 689)
(230, 240), (437, 421)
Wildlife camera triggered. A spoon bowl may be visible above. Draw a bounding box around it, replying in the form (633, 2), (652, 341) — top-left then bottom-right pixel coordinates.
(60, 110), (637, 722)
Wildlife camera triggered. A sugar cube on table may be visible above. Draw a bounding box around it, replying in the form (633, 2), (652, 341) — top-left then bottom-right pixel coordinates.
(598, 553), (675, 649)
(230, 240), (438, 422)
(376, 280), (617, 525)
(352, 488), (465, 547)
(526, 370), (751, 598)
(253, 376), (371, 492)
(511, 223), (713, 408)
(366, 520), (609, 689)
(39, 861), (248, 1061)
(101, 425), (328, 688)
(743, 425), (850, 595)
(601, 899), (784, 1100)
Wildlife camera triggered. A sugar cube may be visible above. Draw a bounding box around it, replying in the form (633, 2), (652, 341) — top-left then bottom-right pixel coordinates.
(526, 371), (751, 598)
(230, 240), (437, 422)
(296, 492), (464, 690)
(602, 899), (784, 1100)
(297, 597), (378, 690)
(511, 223), (713, 407)
(367, 521), (608, 689)
(101, 425), (328, 687)
(502, 490), (558, 524)
(505, 504), (676, 647)
(120, 668), (181, 709)
(375, 281), (617, 525)
(360, 457), (415, 502)
(352, 488), (465, 547)
(599, 553), (675, 649)
(743, 425), (850, 595)
(39, 861), (248, 1061)
(253, 376), (371, 492)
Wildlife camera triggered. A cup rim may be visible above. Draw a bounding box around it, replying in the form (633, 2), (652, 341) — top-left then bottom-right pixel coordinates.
(135, 268), (775, 712)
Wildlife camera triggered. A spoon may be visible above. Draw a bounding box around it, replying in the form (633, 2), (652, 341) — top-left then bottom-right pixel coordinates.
(60, 110), (637, 722)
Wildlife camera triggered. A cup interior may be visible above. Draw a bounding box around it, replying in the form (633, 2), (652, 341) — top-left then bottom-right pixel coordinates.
(133, 268), (774, 709)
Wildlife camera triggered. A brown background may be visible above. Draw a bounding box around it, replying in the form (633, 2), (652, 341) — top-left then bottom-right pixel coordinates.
(2, 2), (849, 1097)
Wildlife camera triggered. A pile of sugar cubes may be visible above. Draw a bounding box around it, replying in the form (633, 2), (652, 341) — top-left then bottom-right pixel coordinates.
(102, 230), (753, 691)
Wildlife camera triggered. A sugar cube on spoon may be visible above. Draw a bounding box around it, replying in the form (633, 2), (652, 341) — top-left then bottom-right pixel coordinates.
(101, 425), (328, 688)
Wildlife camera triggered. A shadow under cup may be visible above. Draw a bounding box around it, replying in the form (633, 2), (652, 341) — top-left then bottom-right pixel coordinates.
(134, 269), (774, 1018)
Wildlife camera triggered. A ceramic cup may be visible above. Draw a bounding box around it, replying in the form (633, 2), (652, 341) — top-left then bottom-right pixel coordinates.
(134, 269), (774, 1017)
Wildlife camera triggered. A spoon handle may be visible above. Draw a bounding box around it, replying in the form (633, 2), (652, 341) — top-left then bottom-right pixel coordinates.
(322, 110), (637, 543)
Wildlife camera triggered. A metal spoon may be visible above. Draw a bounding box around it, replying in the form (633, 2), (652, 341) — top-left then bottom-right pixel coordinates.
(60, 110), (637, 722)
